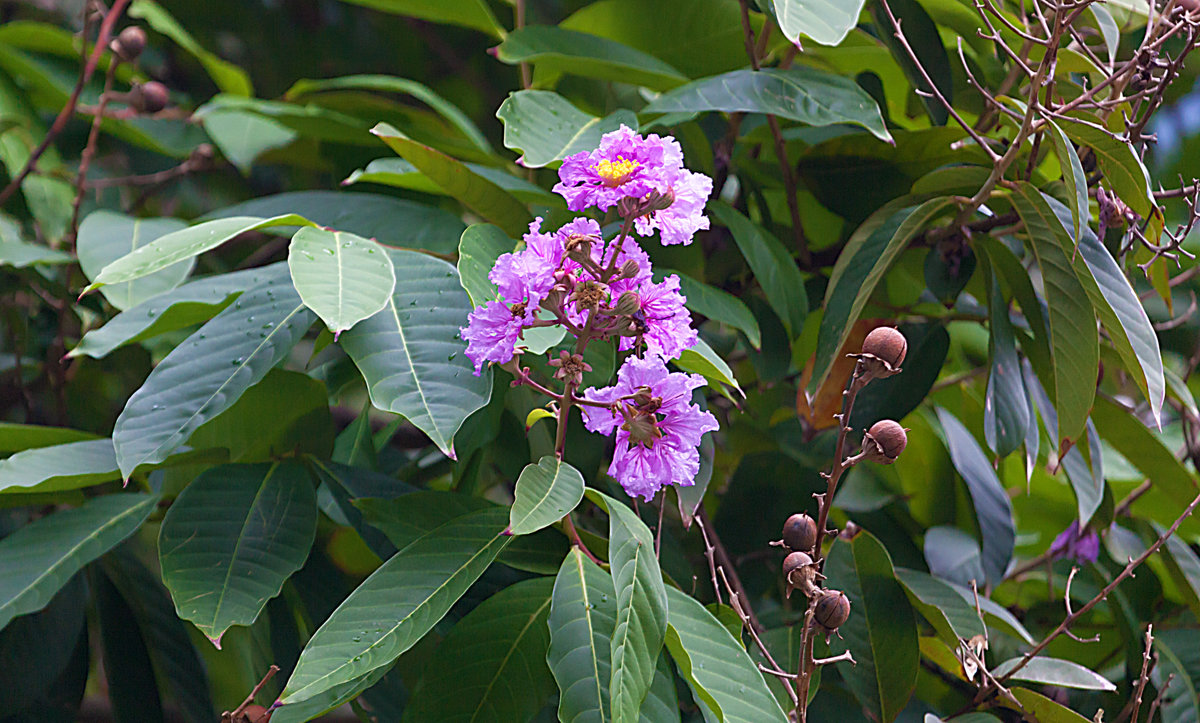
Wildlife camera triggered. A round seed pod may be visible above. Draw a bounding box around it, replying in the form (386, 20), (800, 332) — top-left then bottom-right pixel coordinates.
(782, 513), (818, 552)
(111, 26), (147, 61)
(813, 590), (851, 632)
(240, 704), (271, 723)
(863, 420), (907, 464)
(859, 327), (907, 380)
(130, 81), (170, 113)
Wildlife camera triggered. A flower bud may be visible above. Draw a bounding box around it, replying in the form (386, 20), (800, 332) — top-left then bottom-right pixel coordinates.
(110, 26), (147, 61)
(643, 188), (676, 212)
(814, 590), (851, 632)
(619, 259), (642, 280)
(858, 326), (906, 380)
(782, 551), (818, 599)
(616, 196), (642, 220)
(782, 513), (817, 552)
(863, 420), (907, 464)
(613, 290), (641, 316)
(129, 81), (170, 113)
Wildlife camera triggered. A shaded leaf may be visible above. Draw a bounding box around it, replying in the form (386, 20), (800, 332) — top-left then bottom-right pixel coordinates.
(75, 212), (191, 310)
(992, 657), (1116, 691)
(495, 26), (687, 90)
(128, 0), (252, 95)
(509, 456), (585, 535)
(1091, 395), (1198, 512)
(984, 277), (1030, 458)
(660, 269), (761, 349)
(332, 0), (504, 36)
(1007, 688), (1091, 722)
(497, 90), (639, 168)
(0, 439), (119, 494)
(708, 203), (806, 337)
(1056, 115), (1155, 217)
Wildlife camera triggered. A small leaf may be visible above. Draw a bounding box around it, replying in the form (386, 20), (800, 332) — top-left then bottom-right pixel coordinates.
(525, 408), (555, 430)
(772, 0), (864, 46)
(708, 202), (806, 337)
(936, 408), (1015, 585)
(0, 494), (158, 632)
(984, 276), (1030, 458)
(1044, 118), (1090, 242)
(287, 227), (396, 337)
(994, 657), (1115, 691)
(1055, 115), (1155, 217)
(674, 339), (743, 397)
(1007, 688), (1092, 722)
(495, 26), (687, 90)
(497, 90), (639, 168)
(159, 461), (318, 644)
(509, 456), (585, 535)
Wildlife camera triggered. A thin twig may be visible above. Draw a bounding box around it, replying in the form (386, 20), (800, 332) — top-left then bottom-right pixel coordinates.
(67, 60), (119, 246)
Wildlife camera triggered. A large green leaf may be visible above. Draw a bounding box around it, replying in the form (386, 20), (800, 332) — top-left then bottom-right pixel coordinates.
(992, 657), (1115, 690)
(371, 122), (531, 237)
(547, 547), (615, 723)
(660, 269), (761, 349)
(457, 223), (513, 308)
(159, 462), (318, 645)
(823, 531), (919, 723)
(128, 0), (252, 95)
(287, 227), (395, 338)
(332, 0), (504, 36)
(984, 276), (1030, 458)
(1009, 183), (1099, 444)
(495, 27), (687, 91)
(69, 263), (283, 359)
(1091, 395), (1198, 510)
(509, 456), (586, 536)
(1056, 115), (1155, 217)
(346, 158), (556, 205)
(897, 568), (1035, 645)
(772, 0), (864, 46)
(497, 90), (639, 168)
(585, 490), (669, 722)
(0, 422), (95, 453)
(338, 248), (491, 459)
(84, 215), (316, 293)
(813, 197), (953, 389)
(0, 439), (118, 494)
(1044, 118), (1090, 241)
(708, 203), (806, 337)
(279, 506), (510, 704)
(663, 586), (787, 723)
(0, 494), (157, 632)
(113, 268), (315, 478)
(1008, 688), (1092, 722)
(76, 211), (193, 310)
(895, 568), (985, 646)
(935, 408), (1015, 585)
(400, 578), (555, 721)
(643, 68), (891, 142)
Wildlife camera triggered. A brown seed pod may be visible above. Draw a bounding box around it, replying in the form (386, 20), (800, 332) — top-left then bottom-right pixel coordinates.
(129, 81), (170, 113)
(783, 551), (819, 599)
(782, 513), (817, 552)
(110, 26), (147, 61)
(239, 704), (271, 723)
(813, 590), (851, 632)
(858, 326), (907, 380)
(863, 420), (907, 464)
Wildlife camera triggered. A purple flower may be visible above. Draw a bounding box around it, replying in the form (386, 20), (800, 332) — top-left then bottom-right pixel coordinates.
(581, 355), (718, 501)
(632, 167), (713, 246)
(490, 218), (562, 309)
(462, 300), (535, 375)
(1049, 521), (1100, 565)
(618, 274), (697, 360)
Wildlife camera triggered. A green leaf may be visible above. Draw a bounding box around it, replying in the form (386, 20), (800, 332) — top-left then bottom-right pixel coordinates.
(674, 339), (743, 397)
(70, 263), (284, 359)
(94, 569), (164, 723)
(1008, 688), (1091, 722)
(199, 191), (467, 256)
(992, 657), (1115, 691)
(0, 439), (118, 494)
(547, 547), (615, 723)
(659, 269), (761, 349)
(280, 506), (510, 705)
(663, 586), (788, 723)
(0, 574), (86, 717)
(346, 158), (557, 205)
(287, 227), (396, 338)
(1091, 395), (1198, 510)
(400, 578), (555, 721)
(201, 109), (296, 173)
(935, 408), (1015, 585)
(1161, 525), (1200, 621)
(113, 268), (315, 478)
(708, 203), (806, 338)
(496, 90), (639, 168)
(457, 223), (513, 308)
(127, 0), (252, 95)
(643, 68), (891, 143)
(495, 26), (687, 91)
(894, 568), (985, 646)
(0, 73), (74, 243)
(823, 531), (919, 723)
(509, 456), (585, 535)
(0, 422), (95, 453)
(332, 0), (504, 36)
(984, 276), (1030, 458)
(1089, 5), (1120, 63)
(159, 461), (317, 644)
(585, 489), (669, 723)
(371, 122), (531, 237)
(338, 248), (492, 459)
(1055, 115), (1155, 217)
(1022, 365), (1104, 525)
(1044, 118), (1090, 242)
(76, 211), (192, 311)
(813, 198), (953, 390)
(0, 240), (70, 268)
(772, 0), (864, 46)
(1009, 183), (1099, 444)
(84, 215), (316, 293)
(0, 494), (157, 632)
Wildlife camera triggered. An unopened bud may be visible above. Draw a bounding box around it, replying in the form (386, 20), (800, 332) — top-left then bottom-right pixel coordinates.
(129, 81), (170, 113)
(863, 420), (907, 464)
(564, 232), (598, 264)
(539, 288), (566, 314)
(616, 196), (641, 220)
(619, 259), (642, 280)
(613, 290), (641, 316)
(643, 187), (675, 212)
(814, 590), (851, 632)
(190, 143), (216, 165)
(111, 26), (147, 61)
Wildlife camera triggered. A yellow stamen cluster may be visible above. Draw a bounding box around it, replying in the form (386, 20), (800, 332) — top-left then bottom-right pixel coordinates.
(593, 156), (639, 186)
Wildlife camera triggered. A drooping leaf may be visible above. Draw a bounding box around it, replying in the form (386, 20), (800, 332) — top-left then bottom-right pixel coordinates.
(772, 0), (864, 46)
(935, 408), (1015, 585)
(823, 530), (919, 723)
(128, 0), (253, 95)
(708, 203), (806, 337)
(338, 248), (492, 459)
(159, 462), (318, 645)
(674, 338), (743, 397)
(894, 568), (986, 646)
(585, 489), (669, 722)
(1044, 118), (1090, 241)
(112, 268), (315, 478)
(663, 586), (787, 723)
(0, 438), (119, 494)
(660, 269), (761, 349)
(0, 494), (158, 632)
(984, 276), (1030, 458)
(331, 0), (505, 36)
(1055, 115), (1155, 217)
(495, 26), (688, 91)
(992, 657), (1115, 691)
(509, 456), (586, 536)
(75, 211), (192, 310)
(371, 122), (531, 237)
(84, 215), (316, 292)
(95, 568), (165, 723)
(643, 68), (891, 142)
(345, 158), (556, 205)
(280, 506), (510, 704)
(547, 547), (615, 723)
(496, 90), (639, 168)
(287, 227), (395, 338)
(1091, 395), (1198, 510)
(400, 578), (555, 722)
(0, 575), (86, 716)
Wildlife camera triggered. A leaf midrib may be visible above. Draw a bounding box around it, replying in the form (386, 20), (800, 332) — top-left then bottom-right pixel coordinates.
(207, 461), (280, 636)
(467, 594), (552, 723)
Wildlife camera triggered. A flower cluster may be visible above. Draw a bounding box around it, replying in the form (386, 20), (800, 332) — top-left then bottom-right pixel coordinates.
(461, 125), (717, 501)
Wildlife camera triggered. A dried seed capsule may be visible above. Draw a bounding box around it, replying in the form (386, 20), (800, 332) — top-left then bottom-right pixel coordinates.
(863, 420), (907, 464)
(814, 590), (851, 632)
(129, 81), (170, 113)
(782, 551), (818, 599)
(782, 513), (817, 552)
(859, 326), (907, 380)
(240, 704), (271, 723)
(111, 26), (147, 61)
